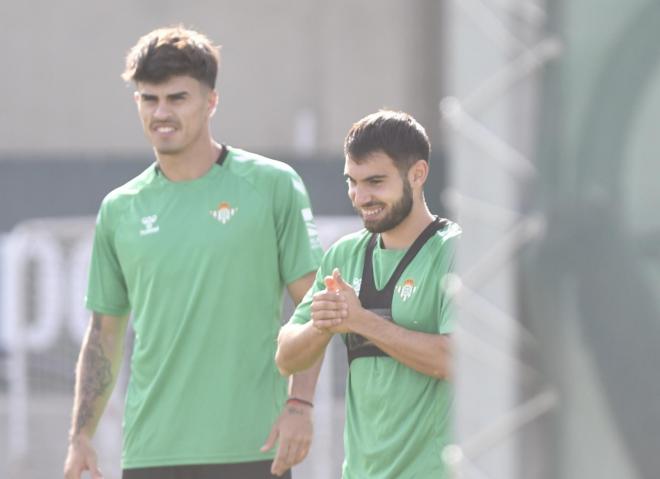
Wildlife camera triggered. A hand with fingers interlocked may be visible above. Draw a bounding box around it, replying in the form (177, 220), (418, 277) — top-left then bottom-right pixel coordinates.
(311, 268), (363, 334)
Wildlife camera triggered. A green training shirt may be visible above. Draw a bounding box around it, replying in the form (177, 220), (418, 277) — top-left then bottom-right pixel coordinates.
(86, 147), (323, 469)
(291, 221), (461, 478)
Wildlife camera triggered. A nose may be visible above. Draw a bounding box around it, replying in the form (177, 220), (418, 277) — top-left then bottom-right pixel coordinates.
(350, 184), (371, 206)
(153, 102), (171, 120)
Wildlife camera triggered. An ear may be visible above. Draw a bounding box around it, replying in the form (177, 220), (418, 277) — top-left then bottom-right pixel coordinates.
(408, 159), (429, 188)
(208, 90), (219, 117)
(133, 91), (140, 104)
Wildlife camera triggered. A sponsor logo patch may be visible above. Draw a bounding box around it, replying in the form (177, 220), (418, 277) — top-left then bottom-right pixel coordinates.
(301, 208), (321, 249)
(140, 215), (160, 236)
(352, 277), (362, 295)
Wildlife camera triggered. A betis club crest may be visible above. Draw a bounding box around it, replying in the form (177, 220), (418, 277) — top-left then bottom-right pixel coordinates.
(396, 278), (416, 301)
(210, 202), (238, 224)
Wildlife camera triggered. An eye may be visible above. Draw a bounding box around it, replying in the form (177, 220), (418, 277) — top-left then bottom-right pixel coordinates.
(169, 93), (188, 102)
(141, 95), (157, 104)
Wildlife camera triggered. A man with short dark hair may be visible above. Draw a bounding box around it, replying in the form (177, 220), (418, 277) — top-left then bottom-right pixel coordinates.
(64, 26), (323, 479)
(276, 110), (460, 478)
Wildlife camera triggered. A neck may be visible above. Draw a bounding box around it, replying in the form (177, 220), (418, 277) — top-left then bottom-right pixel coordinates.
(379, 200), (434, 250)
(155, 137), (221, 181)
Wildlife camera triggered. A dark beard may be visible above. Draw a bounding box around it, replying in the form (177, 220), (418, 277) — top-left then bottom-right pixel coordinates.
(359, 179), (413, 233)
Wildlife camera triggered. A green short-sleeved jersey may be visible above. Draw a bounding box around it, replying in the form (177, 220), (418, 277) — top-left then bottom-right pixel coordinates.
(86, 147), (323, 469)
(291, 221), (461, 479)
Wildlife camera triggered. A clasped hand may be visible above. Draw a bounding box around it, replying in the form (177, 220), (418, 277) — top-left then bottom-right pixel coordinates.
(310, 268), (362, 334)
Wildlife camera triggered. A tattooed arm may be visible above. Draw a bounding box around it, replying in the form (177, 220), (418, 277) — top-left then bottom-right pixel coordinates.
(64, 313), (128, 479)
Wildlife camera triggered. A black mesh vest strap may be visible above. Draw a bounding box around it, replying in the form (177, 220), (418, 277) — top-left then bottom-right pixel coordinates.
(346, 217), (449, 365)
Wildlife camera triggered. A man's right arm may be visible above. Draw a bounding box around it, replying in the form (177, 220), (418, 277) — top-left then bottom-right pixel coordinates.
(276, 320), (333, 376)
(64, 312), (128, 479)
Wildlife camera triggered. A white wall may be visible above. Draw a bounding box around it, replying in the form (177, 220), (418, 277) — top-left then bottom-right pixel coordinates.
(0, 0), (442, 158)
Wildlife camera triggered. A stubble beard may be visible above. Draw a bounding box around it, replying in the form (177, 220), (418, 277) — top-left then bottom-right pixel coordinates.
(359, 179), (414, 233)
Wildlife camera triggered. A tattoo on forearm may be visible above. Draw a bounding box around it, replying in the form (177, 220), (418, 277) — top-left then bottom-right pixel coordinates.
(74, 315), (113, 434)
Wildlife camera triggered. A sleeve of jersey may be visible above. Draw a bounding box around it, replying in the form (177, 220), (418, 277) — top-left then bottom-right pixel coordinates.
(84, 200), (131, 317)
(436, 230), (461, 335)
(273, 167), (324, 285)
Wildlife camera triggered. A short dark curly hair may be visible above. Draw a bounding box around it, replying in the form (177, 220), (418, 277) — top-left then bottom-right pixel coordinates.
(122, 25), (220, 89)
(344, 110), (430, 173)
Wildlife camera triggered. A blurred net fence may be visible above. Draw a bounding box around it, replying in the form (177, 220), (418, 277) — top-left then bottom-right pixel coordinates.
(442, 0), (660, 478)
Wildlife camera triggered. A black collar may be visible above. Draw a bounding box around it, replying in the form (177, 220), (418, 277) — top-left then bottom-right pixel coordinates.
(154, 144), (229, 175)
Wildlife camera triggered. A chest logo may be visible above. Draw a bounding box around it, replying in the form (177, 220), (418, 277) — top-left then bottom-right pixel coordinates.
(352, 278), (362, 295)
(396, 279), (417, 302)
(140, 215), (160, 236)
(210, 202), (238, 224)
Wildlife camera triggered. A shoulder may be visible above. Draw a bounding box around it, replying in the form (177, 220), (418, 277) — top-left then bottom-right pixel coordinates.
(436, 219), (462, 242)
(98, 164), (156, 218)
(104, 164), (156, 202)
(426, 219), (461, 263)
(323, 229), (371, 262)
(226, 147), (304, 189)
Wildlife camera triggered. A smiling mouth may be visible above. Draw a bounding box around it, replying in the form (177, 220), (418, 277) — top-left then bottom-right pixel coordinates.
(360, 206), (385, 218)
(152, 124), (177, 134)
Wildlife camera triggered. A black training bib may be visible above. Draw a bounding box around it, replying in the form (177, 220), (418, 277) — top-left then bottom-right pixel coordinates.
(346, 217), (448, 365)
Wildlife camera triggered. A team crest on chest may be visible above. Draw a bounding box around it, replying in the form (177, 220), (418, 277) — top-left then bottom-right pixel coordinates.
(210, 202), (238, 224)
(396, 278), (417, 301)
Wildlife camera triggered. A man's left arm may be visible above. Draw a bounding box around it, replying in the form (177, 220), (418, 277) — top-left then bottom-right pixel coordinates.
(263, 272), (322, 476)
(348, 309), (451, 380)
